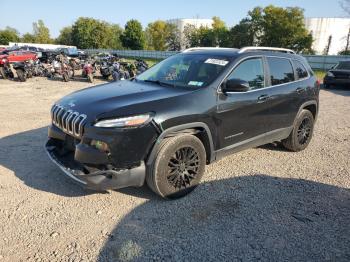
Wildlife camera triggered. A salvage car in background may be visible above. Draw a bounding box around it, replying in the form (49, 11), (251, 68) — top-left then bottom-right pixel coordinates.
(324, 61), (350, 88)
(0, 51), (37, 79)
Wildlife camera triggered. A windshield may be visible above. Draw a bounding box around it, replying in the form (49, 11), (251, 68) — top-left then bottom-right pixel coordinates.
(136, 53), (232, 88)
(335, 61), (350, 70)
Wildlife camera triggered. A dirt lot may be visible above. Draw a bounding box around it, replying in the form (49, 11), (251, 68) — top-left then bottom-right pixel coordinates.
(0, 77), (349, 262)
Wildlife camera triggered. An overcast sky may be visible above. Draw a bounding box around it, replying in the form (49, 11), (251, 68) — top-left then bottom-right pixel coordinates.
(0, 0), (347, 37)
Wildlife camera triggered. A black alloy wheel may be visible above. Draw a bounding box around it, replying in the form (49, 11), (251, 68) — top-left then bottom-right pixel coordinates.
(297, 118), (312, 145)
(167, 147), (200, 190)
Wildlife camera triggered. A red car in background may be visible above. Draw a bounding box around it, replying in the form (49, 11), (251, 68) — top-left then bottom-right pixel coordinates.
(0, 50), (37, 79)
(0, 50), (37, 63)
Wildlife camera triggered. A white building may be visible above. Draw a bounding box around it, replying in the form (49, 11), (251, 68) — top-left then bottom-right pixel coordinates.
(167, 18), (213, 49)
(305, 18), (350, 55)
(8, 42), (76, 50)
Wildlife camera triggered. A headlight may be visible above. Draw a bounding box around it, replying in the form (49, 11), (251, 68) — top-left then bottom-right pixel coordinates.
(326, 71), (335, 77)
(94, 114), (151, 128)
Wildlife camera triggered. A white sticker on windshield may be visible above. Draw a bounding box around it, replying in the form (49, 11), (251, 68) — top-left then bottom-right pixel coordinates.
(188, 81), (203, 86)
(205, 58), (229, 66)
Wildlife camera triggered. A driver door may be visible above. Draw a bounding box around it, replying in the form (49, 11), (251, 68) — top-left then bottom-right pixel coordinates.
(216, 56), (272, 149)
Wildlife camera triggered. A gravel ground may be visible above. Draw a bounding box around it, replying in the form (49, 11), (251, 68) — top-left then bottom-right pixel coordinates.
(0, 77), (349, 262)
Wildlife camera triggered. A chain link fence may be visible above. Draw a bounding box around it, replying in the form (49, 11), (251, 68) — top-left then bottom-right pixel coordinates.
(84, 49), (179, 60)
(84, 49), (350, 70)
(303, 55), (350, 71)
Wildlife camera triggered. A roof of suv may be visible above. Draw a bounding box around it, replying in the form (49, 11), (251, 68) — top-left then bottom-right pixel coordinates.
(181, 46), (302, 60)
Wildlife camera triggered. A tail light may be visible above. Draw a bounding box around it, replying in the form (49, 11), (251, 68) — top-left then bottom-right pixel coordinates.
(316, 80), (321, 88)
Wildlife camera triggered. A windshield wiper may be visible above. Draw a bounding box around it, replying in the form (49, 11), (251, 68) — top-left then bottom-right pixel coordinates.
(143, 79), (175, 87)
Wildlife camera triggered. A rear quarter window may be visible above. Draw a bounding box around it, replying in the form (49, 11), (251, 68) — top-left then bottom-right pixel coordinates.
(292, 60), (309, 80)
(267, 57), (295, 86)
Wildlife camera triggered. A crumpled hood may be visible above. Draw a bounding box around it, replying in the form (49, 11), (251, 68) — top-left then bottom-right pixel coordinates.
(56, 80), (191, 122)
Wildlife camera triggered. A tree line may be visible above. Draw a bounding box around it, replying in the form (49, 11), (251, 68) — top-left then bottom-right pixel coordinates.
(0, 5), (349, 54)
(0, 18), (181, 51)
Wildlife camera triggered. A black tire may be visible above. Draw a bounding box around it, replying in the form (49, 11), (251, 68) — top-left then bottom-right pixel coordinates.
(323, 83), (330, 89)
(16, 69), (27, 82)
(62, 72), (69, 82)
(282, 110), (314, 152)
(0, 67), (7, 79)
(146, 135), (206, 199)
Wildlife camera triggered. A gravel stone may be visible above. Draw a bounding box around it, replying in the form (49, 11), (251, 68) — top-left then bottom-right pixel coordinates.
(0, 78), (349, 261)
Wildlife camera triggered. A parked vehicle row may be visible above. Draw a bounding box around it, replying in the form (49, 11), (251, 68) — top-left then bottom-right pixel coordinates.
(0, 46), (149, 83)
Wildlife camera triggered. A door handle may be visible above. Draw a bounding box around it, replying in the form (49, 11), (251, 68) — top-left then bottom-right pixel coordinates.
(257, 94), (270, 103)
(296, 87), (304, 94)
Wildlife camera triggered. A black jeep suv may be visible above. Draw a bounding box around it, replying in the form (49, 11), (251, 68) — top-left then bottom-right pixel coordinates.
(46, 47), (320, 198)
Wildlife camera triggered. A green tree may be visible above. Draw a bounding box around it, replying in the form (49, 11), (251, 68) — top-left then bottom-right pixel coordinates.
(183, 17), (230, 48)
(21, 33), (36, 43)
(183, 24), (199, 48)
(0, 27), (20, 45)
(56, 26), (73, 45)
(108, 24), (123, 49)
(227, 18), (255, 48)
(121, 19), (145, 50)
(71, 17), (122, 49)
(339, 49), (350, 55)
(246, 6), (313, 52)
(211, 16), (230, 47)
(165, 23), (181, 51)
(145, 20), (167, 50)
(32, 20), (53, 43)
(145, 21), (181, 51)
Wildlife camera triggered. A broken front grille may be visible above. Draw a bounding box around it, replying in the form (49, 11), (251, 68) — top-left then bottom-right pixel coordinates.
(51, 104), (87, 138)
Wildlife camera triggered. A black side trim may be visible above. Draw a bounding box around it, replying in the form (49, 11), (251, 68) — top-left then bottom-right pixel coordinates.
(146, 122), (215, 165)
(215, 126), (293, 160)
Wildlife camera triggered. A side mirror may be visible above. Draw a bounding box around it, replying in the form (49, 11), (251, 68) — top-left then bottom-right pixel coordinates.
(222, 78), (250, 93)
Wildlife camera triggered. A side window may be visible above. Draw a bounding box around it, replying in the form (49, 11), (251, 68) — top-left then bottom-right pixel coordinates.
(228, 58), (265, 90)
(292, 60), (308, 80)
(267, 57), (295, 86)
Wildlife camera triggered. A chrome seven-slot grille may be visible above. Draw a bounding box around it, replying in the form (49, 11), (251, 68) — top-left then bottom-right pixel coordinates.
(51, 104), (87, 138)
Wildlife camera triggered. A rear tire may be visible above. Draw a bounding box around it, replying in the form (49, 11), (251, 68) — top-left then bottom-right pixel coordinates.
(16, 69), (26, 82)
(282, 110), (314, 152)
(146, 135), (206, 199)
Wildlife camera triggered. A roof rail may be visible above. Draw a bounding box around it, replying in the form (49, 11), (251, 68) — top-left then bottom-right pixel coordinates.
(238, 46), (296, 54)
(182, 47), (237, 53)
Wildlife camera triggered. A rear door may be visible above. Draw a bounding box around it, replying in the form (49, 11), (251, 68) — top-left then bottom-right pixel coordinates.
(264, 56), (303, 131)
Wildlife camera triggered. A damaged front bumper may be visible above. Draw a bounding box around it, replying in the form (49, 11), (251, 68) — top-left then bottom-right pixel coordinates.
(45, 125), (149, 191)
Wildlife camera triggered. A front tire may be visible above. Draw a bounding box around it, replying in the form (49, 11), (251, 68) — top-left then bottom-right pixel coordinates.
(16, 69), (27, 82)
(146, 135), (206, 199)
(282, 109), (314, 152)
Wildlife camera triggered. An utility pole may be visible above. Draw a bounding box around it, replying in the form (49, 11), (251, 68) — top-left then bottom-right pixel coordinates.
(345, 28), (350, 52)
(323, 35), (332, 55)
